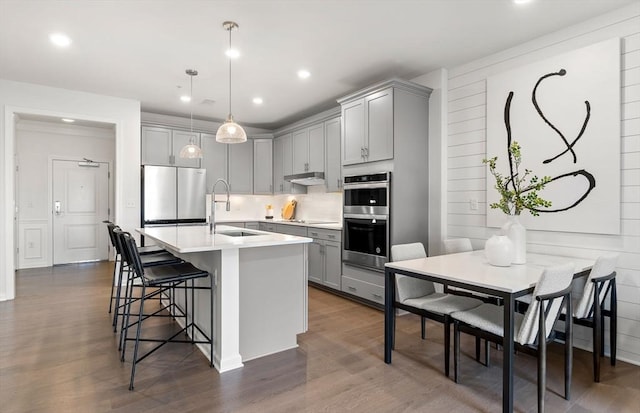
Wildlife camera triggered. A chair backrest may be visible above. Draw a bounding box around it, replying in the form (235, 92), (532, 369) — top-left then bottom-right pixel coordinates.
(391, 243), (435, 301)
(574, 253), (618, 319)
(443, 238), (473, 254)
(516, 262), (575, 345)
(106, 222), (119, 250)
(111, 225), (125, 256)
(118, 230), (145, 279)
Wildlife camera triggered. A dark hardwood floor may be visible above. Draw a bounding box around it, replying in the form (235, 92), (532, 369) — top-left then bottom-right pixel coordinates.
(1, 262), (638, 412)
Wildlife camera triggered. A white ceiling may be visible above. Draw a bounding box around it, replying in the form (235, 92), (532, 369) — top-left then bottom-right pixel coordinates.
(0, 0), (634, 130)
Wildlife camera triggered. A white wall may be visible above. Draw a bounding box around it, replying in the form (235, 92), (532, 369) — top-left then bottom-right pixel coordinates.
(445, 4), (640, 364)
(15, 119), (115, 268)
(1, 79), (141, 301)
(412, 68), (448, 256)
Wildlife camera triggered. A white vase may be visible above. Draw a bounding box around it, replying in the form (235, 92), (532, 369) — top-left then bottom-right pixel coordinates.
(502, 215), (526, 264)
(484, 235), (514, 267)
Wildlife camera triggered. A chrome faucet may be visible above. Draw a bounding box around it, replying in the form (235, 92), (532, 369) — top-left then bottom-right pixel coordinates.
(209, 178), (231, 233)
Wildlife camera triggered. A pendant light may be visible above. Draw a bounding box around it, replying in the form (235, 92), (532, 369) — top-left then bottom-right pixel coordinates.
(179, 69), (203, 158)
(216, 21), (247, 144)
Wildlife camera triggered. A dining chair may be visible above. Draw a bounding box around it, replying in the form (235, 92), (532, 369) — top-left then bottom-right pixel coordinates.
(391, 242), (483, 377)
(517, 253), (619, 382)
(573, 253), (618, 382)
(516, 253), (619, 383)
(443, 238), (503, 306)
(452, 262), (575, 412)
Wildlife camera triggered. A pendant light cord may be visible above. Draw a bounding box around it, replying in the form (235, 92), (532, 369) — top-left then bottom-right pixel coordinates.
(228, 24), (232, 118)
(190, 73), (194, 133)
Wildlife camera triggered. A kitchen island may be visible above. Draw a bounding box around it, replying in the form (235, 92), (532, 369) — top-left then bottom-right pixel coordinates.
(137, 225), (312, 373)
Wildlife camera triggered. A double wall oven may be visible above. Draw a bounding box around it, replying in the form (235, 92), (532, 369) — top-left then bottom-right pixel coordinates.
(342, 172), (390, 271)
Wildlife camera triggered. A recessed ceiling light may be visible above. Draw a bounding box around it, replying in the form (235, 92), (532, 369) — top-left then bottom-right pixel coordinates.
(252, 97), (263, 105)
(180, 95), (191, 103)
(225, 48), (240, 59)
(513, 0), (532, 4)
(49, 33), (71, 47)
(61, 118), (75, 123)
(297, 70), (311, 79)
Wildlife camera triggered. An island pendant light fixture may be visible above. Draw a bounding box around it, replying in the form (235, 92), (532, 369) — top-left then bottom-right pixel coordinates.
(216, 21), (247, 144)
(179, 69), (203, 158)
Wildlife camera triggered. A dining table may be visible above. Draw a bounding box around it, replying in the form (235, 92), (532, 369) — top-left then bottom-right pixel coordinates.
(384, 250), (595, 413)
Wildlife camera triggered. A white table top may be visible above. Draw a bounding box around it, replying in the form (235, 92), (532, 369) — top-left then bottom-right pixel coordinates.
(138, 225), (312, 253)
(385, 250), (595, 294)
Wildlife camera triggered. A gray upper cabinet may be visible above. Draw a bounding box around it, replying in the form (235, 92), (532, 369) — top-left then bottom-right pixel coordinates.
(273, 136), (285, 194)
(365, 88), (393, 163)
(339, 87), (393, 165)
(340, 100), (365, 166)
(273, 134), (293, 194)
(201, 133), (228, 191)
(292, 129), (308, 174)
(324, 116), (342, 192)
(253, 138), (273, 194)
(292, 123), (325, 173)
(141, 125), (200, 168)
(228, 140), (253, 194)
(273, 133), (293, 194)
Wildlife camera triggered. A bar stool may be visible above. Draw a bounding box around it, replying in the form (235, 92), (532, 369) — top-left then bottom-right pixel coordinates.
(105, 222), (166, 317)
(109, 226), (181, 334)
(118, 230), (214, 390)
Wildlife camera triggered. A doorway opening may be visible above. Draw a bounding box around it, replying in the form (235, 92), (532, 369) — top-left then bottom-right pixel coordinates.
(14, 113), (115, 269)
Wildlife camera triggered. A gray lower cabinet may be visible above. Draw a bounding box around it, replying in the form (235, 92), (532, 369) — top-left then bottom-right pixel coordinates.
(307, 228), (341, 289)
(341, 263), (384, 305)
(259, 222), (277, 232)
(275, 224), (308, 237)
(245, 222), (259, 230)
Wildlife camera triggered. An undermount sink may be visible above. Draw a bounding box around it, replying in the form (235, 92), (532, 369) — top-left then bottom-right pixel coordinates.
(216, 230), (260, 237)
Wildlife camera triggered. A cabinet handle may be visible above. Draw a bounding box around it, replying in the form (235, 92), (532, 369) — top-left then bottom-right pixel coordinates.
(360, 147), (364, 158)
(328, 234), (336, 239)
(364, 147), (369, 158)
(372, 293), (383, 300)
(280, 183), (283, 191)
(269, 184), (273, 192)
(310, 232), (319, 237)
(347, 286), (357, 292)
(337, 178), (341, 188)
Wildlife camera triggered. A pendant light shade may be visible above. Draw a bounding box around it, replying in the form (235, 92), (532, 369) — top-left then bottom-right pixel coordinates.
(179, 142), (203, 158)
(180, 69), (203, 158)
(216, 21), (247, 144)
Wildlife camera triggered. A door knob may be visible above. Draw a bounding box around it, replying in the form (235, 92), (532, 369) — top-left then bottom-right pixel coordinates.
(54, 201), (62, 215)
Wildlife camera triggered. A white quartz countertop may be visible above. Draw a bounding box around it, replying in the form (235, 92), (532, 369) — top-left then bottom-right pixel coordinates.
(138, 225), (312, 253)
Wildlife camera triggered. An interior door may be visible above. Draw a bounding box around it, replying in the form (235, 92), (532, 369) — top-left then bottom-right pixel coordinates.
(52, 159), (109, 264)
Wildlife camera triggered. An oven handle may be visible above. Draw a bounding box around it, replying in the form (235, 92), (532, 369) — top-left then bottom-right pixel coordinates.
(343, 182), (389, 190)
(344, 214), (388, 221)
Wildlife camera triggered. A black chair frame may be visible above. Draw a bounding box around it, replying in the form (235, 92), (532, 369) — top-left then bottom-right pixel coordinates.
(118, 231), (214, 390)
(454, 285), (573, 413)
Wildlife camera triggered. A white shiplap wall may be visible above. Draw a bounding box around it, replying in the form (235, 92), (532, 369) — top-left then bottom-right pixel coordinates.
(446, 4), (640, 365)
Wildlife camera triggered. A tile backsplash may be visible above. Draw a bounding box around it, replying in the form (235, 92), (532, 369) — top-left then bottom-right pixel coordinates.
(207, 186), (342, 223)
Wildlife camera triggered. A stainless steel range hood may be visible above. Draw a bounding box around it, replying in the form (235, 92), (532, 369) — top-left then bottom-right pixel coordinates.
(284, 172), (325, 186)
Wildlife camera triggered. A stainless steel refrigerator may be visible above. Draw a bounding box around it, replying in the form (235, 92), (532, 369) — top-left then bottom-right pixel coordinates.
(142, 165), (207, 225)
